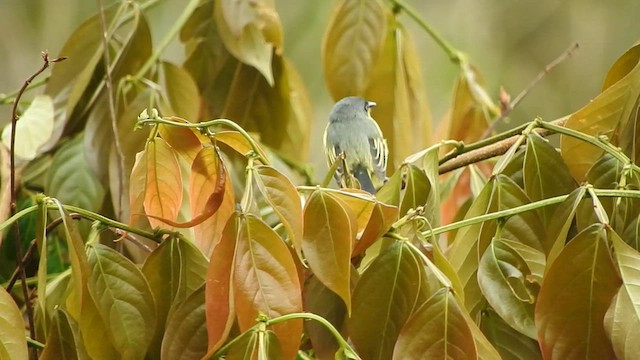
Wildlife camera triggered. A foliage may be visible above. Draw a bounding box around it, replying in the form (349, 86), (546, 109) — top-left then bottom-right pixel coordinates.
(2, 0), (640, 359)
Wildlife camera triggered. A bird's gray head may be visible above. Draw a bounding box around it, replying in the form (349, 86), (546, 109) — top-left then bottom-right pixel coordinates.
(328, 96), (376, 123)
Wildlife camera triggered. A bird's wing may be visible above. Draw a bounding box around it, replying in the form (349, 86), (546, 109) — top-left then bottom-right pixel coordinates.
(323, 124), (344, 182)
(368, 120), (388, 180)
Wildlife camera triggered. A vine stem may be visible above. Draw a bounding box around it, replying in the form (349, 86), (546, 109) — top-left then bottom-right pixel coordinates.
(421, 188), (640, 239)
(137, 114), (271, 165)
(212, 313), (361, 359)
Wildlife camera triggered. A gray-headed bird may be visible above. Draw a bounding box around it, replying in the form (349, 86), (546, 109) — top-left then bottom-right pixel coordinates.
(323, 96), (388, 194)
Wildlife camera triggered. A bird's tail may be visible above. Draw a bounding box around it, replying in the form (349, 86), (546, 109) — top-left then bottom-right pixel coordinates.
(353, 164), (376, 194)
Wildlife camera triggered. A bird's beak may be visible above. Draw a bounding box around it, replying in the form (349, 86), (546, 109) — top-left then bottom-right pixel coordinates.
(366, 101), (377, 109)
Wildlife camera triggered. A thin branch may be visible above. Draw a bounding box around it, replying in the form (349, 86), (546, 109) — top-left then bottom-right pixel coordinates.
(97, 0), (126, 219)
(8, 52), (65, 360)
(438, 116), (568, 174)
(482, 42), (579, 138)
(390, 0), (463, 65)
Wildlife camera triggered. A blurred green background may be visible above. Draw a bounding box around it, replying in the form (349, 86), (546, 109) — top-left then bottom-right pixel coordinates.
(1, 0), (639, 179)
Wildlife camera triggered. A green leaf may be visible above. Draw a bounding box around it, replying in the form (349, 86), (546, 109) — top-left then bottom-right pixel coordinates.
(349, 242), (430, 359)
(161, 284), (208, 360)
(233, 214), (302, 360)
(221, 55), (312, 161)
(41, 309), (83, 360)
(107, 90), (152, 219)
(302, 190), (356, 312)
(605, 230), (640, 359)
(365, 16), (432, 167)
(162, 62), (200, 120)
(535, 224), (621, 359)
(479, 310), (542, 360)
(87, 244), (157, 359)
(83, 10), (152, 183)
(446, 67), (492, 144)
(303, 275), (348, 360)
(393, 288), (476, 359)
(561, 43), (640, 181)
(399, 165), (431, 218)
(448, 175), (544, 316)
(221, 329), (282, 360)
(322, 0), (387, 100)
(215, 0), (283, 85)
(523, 131), (577, 225)
(44, 5), (116, 142)
(50, 201), (89, 322)
(79, 284), (119, 360)
(253, 165), (303, 259)
(478, 238), (537, 339)
(46, 135), (105, 214)
(142, 236), (208, 359)
(2, 94), (54, 162)
(376, 165), (404, 207)
(0, 285), (28, 360)
(545, 186), (587, 266)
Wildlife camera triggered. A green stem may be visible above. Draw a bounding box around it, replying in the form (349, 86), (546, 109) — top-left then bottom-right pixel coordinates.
(133, 0), (201, 79)
(390, 0), (464, 65)
(26, 337), (45, 349)
(0, 203), (170, 242)
(537, 120), (638, 170)
(492, 119), (538, 175)
(422, 188), (640, 238)
(267, 313), (361, 359)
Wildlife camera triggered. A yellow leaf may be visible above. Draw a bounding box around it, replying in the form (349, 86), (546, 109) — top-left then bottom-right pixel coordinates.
(322, 0), (387, 100)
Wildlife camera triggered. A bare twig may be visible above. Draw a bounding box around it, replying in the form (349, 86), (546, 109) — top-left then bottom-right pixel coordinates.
(97, 0), (126, 220)
(9, 51), (65, 360)
(438, 116), (569, 174)
(481, 42), (579, 138)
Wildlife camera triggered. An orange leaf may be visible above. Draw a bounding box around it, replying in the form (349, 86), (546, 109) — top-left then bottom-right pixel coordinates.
(192, 148), (235, 255)
(302, 190), (356, 312)
(157, 122), (203, 164)
(214, 130), (268, 161)
(233, 214), (303, 360)
(205, 213), (237, 354)
(330, 189), (376, 235)
(146, 146), (227, 230)
(535, 224), (621, 359)
(253, 165), (303, 258)
(353, 200), (398, 257)
(143, 138), (183, 229)
(128, 151), (147, 227)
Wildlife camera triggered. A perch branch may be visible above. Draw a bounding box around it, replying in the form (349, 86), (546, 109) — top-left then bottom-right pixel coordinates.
(438, 116), (569, 174)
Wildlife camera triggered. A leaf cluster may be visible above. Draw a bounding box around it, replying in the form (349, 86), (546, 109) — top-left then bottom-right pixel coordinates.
(2, 1), (640, 360)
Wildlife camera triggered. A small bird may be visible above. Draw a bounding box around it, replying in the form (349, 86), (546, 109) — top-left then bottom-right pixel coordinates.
(323, 96), (388, 194)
